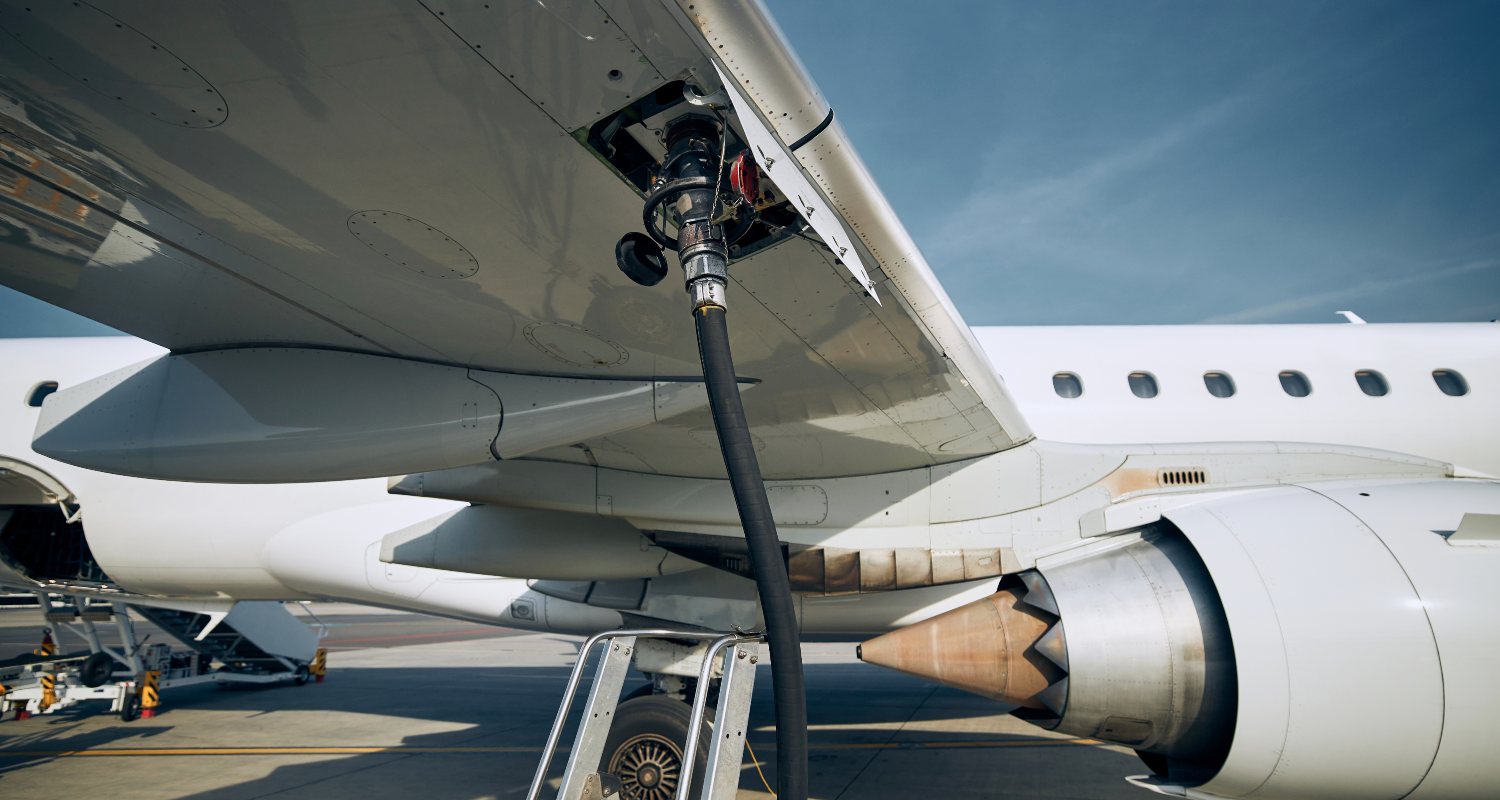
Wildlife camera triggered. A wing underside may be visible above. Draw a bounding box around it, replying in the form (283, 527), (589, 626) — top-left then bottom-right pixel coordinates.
(0, 0), (1029, 480)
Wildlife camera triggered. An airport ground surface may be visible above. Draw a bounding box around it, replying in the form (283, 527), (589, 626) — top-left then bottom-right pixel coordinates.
(0, 604), (1141, 799)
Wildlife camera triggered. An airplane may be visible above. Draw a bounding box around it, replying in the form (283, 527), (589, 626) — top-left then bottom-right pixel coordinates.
(0, 2), (1496, 799)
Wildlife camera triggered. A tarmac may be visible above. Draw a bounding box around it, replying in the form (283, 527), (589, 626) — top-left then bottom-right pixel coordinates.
(0, 603), (1143, 799)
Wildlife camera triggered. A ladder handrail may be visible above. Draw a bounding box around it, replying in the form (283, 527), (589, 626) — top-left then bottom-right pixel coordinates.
(293, 601), (331, 640)
(677, 634), (759, 800)
(525, 628), (763, 800)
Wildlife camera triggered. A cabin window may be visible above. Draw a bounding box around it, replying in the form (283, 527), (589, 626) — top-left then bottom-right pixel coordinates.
(1279, 371), (1312, 397)
(1355, 370), (1389, 397)
(1432, 369), (1468, 396)
(1128, 372), (1158, 398)
(1052, 372), (1083, 399)
(1202, 371), (1236, 398)
(25, 382), (58, 408)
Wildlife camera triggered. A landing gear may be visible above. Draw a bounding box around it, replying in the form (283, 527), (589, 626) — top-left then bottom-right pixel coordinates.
(602, 695), (708, 800)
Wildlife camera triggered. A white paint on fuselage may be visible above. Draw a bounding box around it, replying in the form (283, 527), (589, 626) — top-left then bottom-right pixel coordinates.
(975, 322), (1500, 477)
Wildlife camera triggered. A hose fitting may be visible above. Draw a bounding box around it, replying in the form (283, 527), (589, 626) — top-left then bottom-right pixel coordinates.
(680, 219), (729, 310)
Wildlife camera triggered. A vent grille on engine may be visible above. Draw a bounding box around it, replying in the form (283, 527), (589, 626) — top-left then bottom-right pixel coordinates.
(1158, 468), (1208, 487)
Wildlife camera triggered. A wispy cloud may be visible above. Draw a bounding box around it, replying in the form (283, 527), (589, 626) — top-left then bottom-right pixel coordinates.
(929, 88), (1259, 268)
(1199, 258), (1500, 323)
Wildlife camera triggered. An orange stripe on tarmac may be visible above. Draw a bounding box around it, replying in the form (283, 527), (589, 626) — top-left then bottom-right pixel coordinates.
(0, 739), (1106, 758)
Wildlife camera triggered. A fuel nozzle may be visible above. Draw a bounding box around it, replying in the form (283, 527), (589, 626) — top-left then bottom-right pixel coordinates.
(615, 116), (730, 310)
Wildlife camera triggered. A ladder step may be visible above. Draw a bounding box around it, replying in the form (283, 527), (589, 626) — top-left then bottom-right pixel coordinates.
(526, 630), (763, 800)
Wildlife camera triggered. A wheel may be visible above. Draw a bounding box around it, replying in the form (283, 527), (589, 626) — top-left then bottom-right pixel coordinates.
(602, 695), (710, 800)
(293, 664), (311, 685)
(80, 652), (115, 688)
(119, 691), (141, 722)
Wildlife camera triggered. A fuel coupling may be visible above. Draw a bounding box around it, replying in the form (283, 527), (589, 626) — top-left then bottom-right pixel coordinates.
(660, 116), (729, 310)
(679, 219), (728, 311)
(615, 115), (731, 310)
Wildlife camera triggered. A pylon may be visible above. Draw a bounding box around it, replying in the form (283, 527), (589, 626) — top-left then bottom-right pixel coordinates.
(34, 628), (56, 658)
(310, 648), (327, 683)
(39, 673), (57, 711)
(139, 670), (160, 718)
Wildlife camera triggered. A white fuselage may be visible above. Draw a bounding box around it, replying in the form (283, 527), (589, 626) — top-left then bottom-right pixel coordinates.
(977, 322), (1500, 477)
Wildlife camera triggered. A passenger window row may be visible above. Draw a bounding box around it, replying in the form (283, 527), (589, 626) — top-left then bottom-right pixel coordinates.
(1051, 369), (1470, 399)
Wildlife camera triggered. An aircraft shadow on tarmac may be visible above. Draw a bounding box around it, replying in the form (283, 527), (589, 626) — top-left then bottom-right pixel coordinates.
(0, 663), (1145, 799)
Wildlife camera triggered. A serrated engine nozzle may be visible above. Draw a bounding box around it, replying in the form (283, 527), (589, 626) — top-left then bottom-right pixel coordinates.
(859, 529), (1237, 771)
(857, 580), (1064, 712)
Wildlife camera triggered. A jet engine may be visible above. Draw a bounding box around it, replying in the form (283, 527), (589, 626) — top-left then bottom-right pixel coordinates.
(860, 478), (1500, 799)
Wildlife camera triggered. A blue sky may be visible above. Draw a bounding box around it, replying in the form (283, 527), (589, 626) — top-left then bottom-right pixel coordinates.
(769, 0), (1500, 325)
(3, 0), (1496, 335)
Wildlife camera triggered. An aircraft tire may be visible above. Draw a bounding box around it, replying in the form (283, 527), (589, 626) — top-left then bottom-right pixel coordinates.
(80, 652), (115, 687)
(602, 695), (709, 800)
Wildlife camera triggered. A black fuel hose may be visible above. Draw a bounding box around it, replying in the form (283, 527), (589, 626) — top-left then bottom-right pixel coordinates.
(693, 303), (808, 800)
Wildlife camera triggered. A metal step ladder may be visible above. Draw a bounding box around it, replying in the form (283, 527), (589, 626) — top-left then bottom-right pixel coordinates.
(527, 629), (765, 800)
(131, 605), (292, 674)
(31, 593), (142, 674)
(2, 594), (158, 719)
(2, 593), (324, 720)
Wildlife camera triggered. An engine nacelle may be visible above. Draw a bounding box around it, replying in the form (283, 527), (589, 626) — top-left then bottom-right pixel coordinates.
(1159, 479), (1499, 799)
(861, 478), (1500, 799)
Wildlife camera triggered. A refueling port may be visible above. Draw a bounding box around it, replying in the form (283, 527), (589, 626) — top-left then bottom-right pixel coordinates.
(585, 84), (802, 268)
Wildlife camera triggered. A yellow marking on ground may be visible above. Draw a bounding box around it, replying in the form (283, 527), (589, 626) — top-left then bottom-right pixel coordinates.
(0, 739), (1105, 758)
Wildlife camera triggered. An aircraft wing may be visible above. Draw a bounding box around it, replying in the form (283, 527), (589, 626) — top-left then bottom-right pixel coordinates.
(0, 0), (1030, 480)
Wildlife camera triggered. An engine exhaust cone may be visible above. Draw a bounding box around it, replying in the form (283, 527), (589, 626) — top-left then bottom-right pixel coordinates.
(858, 584), (1058, 709)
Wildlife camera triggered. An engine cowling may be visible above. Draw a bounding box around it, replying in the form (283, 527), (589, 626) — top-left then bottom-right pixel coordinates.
(860, 478), (1500, 799)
